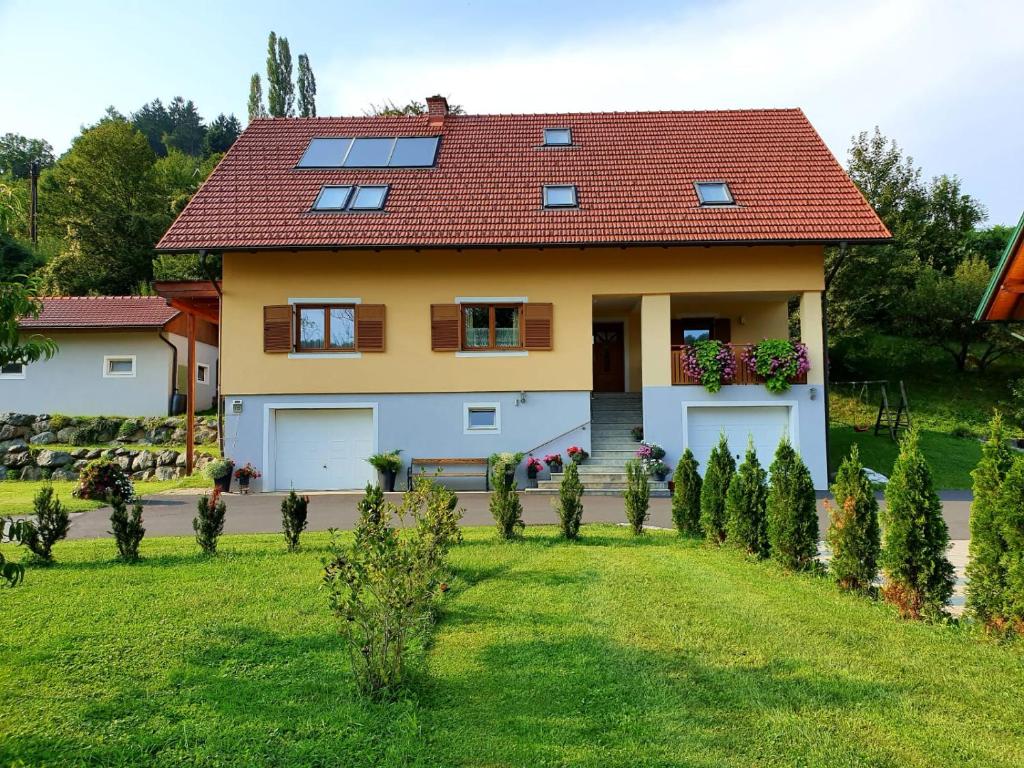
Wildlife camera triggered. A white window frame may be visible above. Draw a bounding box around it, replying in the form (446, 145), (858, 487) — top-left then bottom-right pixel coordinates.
(0, 362), (26, 379)
(464, 402), (501, 434)
(103, 355), (137, 378)
(197, 363), (210, 384)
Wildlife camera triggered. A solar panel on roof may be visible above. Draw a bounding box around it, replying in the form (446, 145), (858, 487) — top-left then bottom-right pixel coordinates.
(297, 138), (352, 167)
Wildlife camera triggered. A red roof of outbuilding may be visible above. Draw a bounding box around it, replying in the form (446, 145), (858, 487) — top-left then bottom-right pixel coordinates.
(157, 108), (891, 251)
(19, 296), (179, 330)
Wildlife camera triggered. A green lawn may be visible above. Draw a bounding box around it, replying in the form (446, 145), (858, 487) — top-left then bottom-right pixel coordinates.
(1, 526), (1022, 767)
(0, 475), (210, 515)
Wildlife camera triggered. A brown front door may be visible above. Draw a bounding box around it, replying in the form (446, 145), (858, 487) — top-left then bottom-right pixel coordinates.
(593, 322), (626, 392)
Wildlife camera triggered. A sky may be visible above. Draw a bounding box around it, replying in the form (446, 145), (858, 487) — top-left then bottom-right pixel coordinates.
(2, 0), (1022, 225)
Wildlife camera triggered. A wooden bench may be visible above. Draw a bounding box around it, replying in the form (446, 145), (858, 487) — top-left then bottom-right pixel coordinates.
(407, 457), (490, 491)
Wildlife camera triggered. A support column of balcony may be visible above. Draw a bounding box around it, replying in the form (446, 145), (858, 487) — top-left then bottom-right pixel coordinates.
(799, 290), (825, 386)
(641, 294), (672, 387)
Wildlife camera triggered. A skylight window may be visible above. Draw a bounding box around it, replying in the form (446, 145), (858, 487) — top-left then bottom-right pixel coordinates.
(543, 185), (578, 208)
(296, 136), (440, 168)
(695, 181), (735, 206)
(311, 185), (388, 212)
(543, 128), (572, 146)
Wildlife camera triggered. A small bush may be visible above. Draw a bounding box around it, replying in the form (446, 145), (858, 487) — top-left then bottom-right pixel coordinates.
(281, 490), (309, 552)
(203, 459), (233, 482)
(880, 428), (954, 619)
(108, 493), (145, 562)
(998, 457), (1024, 633)
(74, 459), (135, 502)
(324, 477), (463, 697)
(47, 414), (72, 432)
(700, 434), (735, 545)
(21, 485), (71, 562)
(554, 460), (584, 540)
(826, 444), (881, 592)
(193, 489), (227, 554)
(966, 413), (1015, 629)
(490, 461), (524, 540)
(950, 422), (976, 439)
(623, 459), (650, 535)
(117, 418), (142, 441)
(766, 438), (818, 571)
(356, 483), (386, 537)
(671, 448), (702, 537)
(725, 440), (768, 557)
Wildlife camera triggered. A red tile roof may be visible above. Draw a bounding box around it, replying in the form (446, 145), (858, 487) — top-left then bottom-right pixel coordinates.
(157, 108), (891, 251)
(19, 296), (179, 330)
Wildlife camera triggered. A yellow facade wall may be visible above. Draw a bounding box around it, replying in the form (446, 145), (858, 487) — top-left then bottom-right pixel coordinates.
(221, 245), (825, 395)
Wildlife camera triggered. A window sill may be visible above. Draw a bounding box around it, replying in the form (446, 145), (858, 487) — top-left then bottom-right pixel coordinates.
(288, 351), (362, 359)
(455, 351), (529, 358)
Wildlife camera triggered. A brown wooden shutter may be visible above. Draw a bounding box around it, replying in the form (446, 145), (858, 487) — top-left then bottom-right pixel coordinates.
(263, 305), (292, 353)
(523, 303), (553, 350)
(355, 304), (385, 352)
(430, 304), (460, 351)
(712, 317), (732, 343)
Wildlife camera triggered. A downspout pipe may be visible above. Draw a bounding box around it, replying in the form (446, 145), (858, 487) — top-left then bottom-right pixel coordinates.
(200, 250), (225, 456)
(158, 330), (178, 417)
(821, 241), (848, 482)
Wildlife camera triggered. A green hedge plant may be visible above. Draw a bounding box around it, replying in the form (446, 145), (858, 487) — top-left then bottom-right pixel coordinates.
(490, 461), (524, 539)
(555, 460), (584, 540)
(998, 457), (1024, 633)
(826, 444), (880, 592)
(281, 490), (310, 552)
(671, 448), (702, 537)
(880, 428), (954, 619)
(725, 439), (768, 557)
(194, 490), (227, 555)
(21, 485), (70, 562)
(700, 434), (735, 545)
(623, 459), (650, 535)
(108, 493), (145, 562)
(766, 438), (818, 571)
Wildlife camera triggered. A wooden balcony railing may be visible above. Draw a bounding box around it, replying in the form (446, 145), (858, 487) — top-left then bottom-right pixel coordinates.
(671, 344), (808, 387)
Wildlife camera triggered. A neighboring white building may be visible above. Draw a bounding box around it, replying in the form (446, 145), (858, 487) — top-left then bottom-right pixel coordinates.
(1, 296), (218, 417)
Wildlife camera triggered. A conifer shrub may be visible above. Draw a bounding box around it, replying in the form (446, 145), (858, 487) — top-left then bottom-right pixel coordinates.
(826, 444), (880, 592)
(997, 457), (1024, 634)
(671, 448), (702, 537)
(880, 428), (955, 619)
(725, 439), (768, 557)
(21, 485), (71, 562)
(489, 462), (524, 539)
(193, 489), (227, 554)
(700, 434), (735, 545)
(108, 493), (145, 562)
(966, 413), (1015, 630)
(281, 490), (310, 552)
(554, 460), (584, 540)
(766, 438), (818, 571)
(623, 459), (650, 535)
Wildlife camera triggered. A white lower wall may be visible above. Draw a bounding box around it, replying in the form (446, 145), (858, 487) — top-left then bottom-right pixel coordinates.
(167, 334), (219, 412)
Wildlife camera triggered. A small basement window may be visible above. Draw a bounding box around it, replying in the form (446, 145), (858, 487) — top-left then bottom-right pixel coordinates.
(464, 403), (500, 433)
(104, 356), (136, 378)
(695, 181), (734, 205)
(197, 364), (210, 384)
(0, 362), (25, 378)
(543, 185), (578, 208)
(543, 128), (572, 146)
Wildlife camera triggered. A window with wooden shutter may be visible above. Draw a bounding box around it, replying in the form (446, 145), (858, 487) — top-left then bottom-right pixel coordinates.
(431, 304), (460, 351)
(263, 305), (293, 353)
(355, 304), (385, 352)
(523, 303), (553, 350)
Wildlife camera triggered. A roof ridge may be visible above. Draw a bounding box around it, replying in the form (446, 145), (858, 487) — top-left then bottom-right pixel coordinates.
(251, 107), (806, 122)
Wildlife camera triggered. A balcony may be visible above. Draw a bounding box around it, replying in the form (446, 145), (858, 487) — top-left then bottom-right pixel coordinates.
(670, 343), (809, 387)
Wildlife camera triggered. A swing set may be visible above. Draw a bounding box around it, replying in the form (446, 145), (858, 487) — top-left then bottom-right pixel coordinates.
(833, 379), (912, 441)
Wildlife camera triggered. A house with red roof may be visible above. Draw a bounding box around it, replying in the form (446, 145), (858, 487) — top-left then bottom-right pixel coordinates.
(976, 210), (1024, 328)
(2, 296), (218, 417)
(158, 96), (889, 492)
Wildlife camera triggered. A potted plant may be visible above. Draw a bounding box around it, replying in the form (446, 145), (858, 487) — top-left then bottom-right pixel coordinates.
(490, 452), (525, 487)
(567, 445), (589, 464)
(204, 458), (234, 493)
(367, 450), (402, 491)
(636, 443), (669, 480)
(682, 339), (736, 393)
(233, 463), (261, 494)
(630, 425), (644, 442)
(543, 452), (564, 474)
(647, 460), (670, 481)
(741, 339), (810, 393)
(526, 457), (544, 486)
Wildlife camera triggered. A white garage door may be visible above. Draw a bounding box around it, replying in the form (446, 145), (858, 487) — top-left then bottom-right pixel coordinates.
(273, 409), (375, 491)
(686, 405), (792, 474)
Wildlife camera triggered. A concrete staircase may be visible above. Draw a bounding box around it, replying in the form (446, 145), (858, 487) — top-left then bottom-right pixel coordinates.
(532, 393), (669, 496)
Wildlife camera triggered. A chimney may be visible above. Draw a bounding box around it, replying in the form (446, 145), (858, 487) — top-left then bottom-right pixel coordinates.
(426, 94), (449, 126)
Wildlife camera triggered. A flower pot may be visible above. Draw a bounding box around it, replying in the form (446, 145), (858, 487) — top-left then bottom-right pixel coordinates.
(667, 480), (675, 493)
(238, 476), (250, 494)
(549, 464), (563, 475)
(654, 471), (668, 482)
(503, 467), (516, 487)
(213, 463), (233, 493)
(379, 468), (397, 492)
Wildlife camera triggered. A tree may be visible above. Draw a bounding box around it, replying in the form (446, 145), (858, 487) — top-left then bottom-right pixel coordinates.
(366, 99), (466, 117)
(281, 490), (310, 551)
(108, 494), (145, 562)
(0, 181), (28, 238)
(265, 32), (295, 118)
(0, 133), (55, 179)
(38, 119), (166, 295)
(0, 279), (57, 367)
(725, 440), (769, 557)
(623, 459), (650, 535)
(0, 232), (39, 281)
(699, 434), (735, 544)
(671, 448), (702, 537)
(999, 457), (1024, 631)
(918, 174), (986, 274)
(248, 73), (267, 122)
(555, 460), (584, 540)
(900, 257), (1014, 371)
(297, 53), (317, 117)
(154, 149), (221, 216)
(966, 413), (1015, 629)
(826, 444), (881, 591)
(163, 97), (206, 157)
(21, 485), (70, 562)
(766, 439), (818, 571)
(204, 113), (241, 155)
(960, 224), (1015, 269)
(130, 99), (173, 157)
(880, 428), (955, 619)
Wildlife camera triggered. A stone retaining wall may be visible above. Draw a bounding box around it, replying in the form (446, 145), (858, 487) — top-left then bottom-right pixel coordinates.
(0, 442), (213, 482)
(0, 412), (218, 447)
